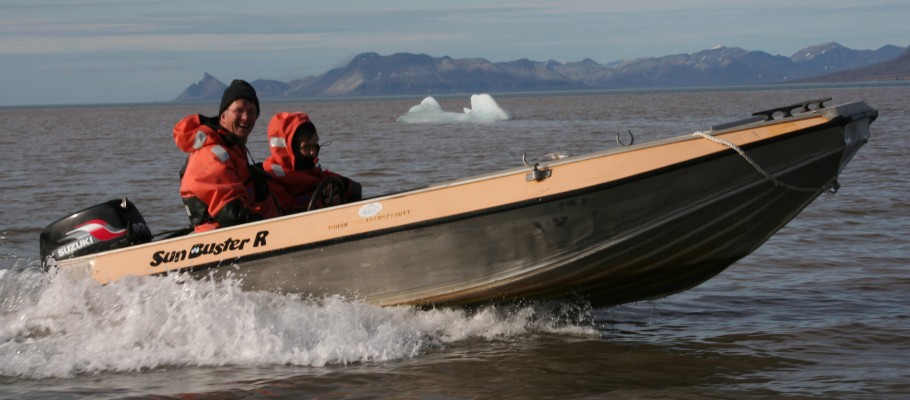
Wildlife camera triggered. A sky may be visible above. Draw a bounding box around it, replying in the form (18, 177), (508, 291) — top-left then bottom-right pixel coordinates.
(1, 0), (907, 107)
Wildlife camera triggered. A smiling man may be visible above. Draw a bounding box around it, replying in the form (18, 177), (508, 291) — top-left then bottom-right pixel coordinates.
(173, 79), (280, 232)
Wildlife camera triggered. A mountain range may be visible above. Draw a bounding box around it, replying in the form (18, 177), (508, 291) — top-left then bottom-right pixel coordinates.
(174, 42), (909, 102)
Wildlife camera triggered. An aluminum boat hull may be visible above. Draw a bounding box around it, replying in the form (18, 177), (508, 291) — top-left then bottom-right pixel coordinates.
(53, 100), (876, 307)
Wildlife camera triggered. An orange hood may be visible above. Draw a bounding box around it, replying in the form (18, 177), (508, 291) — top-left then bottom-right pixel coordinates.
(264, 111), (311, 177)
(173, 114), (224, 153)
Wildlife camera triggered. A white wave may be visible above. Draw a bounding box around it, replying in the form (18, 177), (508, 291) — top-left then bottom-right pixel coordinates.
(0, 268), (596, 379)
(397, 94), (512, 123)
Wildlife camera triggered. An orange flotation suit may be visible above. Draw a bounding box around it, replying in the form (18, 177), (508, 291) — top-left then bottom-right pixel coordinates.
(263, 112), (361, 214)
(174, 114), (279, 232)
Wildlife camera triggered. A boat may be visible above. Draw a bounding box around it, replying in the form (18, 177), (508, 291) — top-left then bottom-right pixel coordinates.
(39, 98), (877, 307)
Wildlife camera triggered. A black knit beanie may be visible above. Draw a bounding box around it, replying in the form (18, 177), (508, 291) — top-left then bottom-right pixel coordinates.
(219, 79), (260, 116)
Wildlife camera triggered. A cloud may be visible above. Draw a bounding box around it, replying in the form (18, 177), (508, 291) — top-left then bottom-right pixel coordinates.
(0, 0), (906, 106)
(0, 31), (471, 55)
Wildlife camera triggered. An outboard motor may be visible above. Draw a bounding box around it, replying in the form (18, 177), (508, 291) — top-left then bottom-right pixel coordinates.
(39, 198), (153, 269)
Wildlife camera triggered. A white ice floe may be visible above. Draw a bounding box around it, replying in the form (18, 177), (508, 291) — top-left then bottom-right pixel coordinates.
(397, 93), (512, 123)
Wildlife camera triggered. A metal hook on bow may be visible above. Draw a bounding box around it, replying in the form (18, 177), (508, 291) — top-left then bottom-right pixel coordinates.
(522, 152), (552, 182)
(616, 130), (635, 147)
(521, 152), (535, 168)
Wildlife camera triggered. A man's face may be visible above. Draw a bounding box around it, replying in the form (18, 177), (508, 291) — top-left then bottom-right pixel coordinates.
(220, 99), (258, 140)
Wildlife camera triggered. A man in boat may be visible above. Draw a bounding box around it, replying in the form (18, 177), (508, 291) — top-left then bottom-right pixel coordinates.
(174, 79), (280, 232)
(263, 112), (361, 214)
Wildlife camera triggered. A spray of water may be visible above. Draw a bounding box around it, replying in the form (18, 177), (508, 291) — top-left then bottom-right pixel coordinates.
(0, 267), (596, 379)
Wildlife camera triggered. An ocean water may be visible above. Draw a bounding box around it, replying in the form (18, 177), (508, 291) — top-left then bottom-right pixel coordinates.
(1, 84), (908, 399)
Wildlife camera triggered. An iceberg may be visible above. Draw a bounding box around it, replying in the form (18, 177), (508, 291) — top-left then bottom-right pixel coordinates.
(397, 94), (512, 123)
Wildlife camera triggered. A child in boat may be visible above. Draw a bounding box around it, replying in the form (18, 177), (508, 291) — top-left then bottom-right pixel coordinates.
(263, 112), (361, 214)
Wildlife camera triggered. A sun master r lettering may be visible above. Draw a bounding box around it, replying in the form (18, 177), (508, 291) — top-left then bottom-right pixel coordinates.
(149, 230), (269, 267)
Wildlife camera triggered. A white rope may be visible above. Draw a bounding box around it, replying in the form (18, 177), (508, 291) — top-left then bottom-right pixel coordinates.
(691, 131), (828, 193)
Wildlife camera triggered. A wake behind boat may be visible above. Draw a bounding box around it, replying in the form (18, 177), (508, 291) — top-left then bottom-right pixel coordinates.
(40, 98), (876, 307)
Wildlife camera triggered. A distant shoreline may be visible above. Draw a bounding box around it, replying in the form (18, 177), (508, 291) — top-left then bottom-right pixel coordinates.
(4, 80), (909, 110)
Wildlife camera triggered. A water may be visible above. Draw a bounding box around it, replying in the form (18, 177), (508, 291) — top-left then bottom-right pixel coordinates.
(1, 85), (908, 399)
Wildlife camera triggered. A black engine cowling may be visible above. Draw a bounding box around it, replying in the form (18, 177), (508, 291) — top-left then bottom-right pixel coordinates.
(39, 198), (153, 269)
